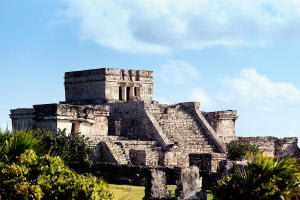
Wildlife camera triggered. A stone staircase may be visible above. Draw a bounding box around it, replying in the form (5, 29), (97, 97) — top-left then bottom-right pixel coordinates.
(104, 141), (131, 165)
(146, 103), (217, 153)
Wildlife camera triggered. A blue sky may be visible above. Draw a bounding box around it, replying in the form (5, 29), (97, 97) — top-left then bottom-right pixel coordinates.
(1, 0), (300, 142)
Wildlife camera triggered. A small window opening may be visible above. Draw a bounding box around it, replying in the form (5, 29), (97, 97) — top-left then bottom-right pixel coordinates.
(134, 87), (137, 96)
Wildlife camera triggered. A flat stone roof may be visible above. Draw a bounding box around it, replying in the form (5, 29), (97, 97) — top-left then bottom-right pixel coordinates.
(65, 68), (153, 79)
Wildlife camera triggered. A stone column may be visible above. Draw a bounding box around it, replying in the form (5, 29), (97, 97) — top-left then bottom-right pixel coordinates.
(136, 87), (141, 99)
(121, 86), (126, 101)
(129, 86), (134, 100)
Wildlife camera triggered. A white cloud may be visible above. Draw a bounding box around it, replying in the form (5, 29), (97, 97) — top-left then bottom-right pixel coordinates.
(220, 68), (300, 109)
(158, 59), (199, 84)
(216, 68), (300, 139)
(62, 0), (300, 53)
(190, 88), (214, 110)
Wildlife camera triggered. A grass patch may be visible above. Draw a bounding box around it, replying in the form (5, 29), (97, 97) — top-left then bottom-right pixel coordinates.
(109, 184), (145, 200)
(109, 184), (213, 200)
(207, 190), (213, 200)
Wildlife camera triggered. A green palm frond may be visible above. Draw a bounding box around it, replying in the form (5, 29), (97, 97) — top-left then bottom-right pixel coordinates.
(0, 129), (46, 163)
(214, 152), (300, 200)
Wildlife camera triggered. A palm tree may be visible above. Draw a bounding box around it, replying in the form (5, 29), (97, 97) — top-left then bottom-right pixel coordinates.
(0, 129), (44, 163)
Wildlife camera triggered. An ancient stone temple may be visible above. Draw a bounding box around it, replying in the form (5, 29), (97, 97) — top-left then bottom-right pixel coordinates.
(10, 68), (300, 171)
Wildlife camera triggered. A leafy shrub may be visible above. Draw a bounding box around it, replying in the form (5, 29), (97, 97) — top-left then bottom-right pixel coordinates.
(0, 149), (114, 200)
(0, 128), (95, 172)
(36, 129), (95, 172)
(213, 153), (300, 200)
(0, 129), (45, 163)
(226, 141), (258, 161)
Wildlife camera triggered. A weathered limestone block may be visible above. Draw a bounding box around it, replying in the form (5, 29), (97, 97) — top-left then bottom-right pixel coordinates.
(144, 168), (168, 200)
(175, 166), (204, 200)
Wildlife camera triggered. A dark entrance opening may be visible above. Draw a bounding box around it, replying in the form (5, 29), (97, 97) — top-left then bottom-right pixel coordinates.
(126, 87), (130, 101)
(134, 87), (137, 96)
(119, 87), (122, 101)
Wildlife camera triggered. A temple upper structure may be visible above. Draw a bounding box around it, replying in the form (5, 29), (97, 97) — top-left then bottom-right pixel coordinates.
(64, 68), (153, 105)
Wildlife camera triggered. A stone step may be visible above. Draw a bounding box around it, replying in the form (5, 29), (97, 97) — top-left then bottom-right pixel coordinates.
(149, 104), (218, 153)
(105, 142), (129, 165)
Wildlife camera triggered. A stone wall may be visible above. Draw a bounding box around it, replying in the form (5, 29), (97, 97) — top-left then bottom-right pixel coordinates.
(119, 140), (159, 166)
(10, 108), (35, 130)
(238, 136), (300, 158)
(107, 101), (171, 146)
(107, 101), (145, 138)
(64, 68), (153, 104)
(36, 104), (109, 137)
(202, 110), (237, 144)
(10, 104), (110, 138)
(108, 102), (134, 137)
(163, 145), (190, 167)
(64, 69), (106, 105)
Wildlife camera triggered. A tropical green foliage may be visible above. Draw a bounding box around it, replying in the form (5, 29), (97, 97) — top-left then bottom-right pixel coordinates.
(0, 149), (114, 200)
(36, 129), (94, 172)
(0, 128), (113, 199)
(0, 128), (94, 172)
(226, 141), (259, 161)
(213, 153), (300, 200)
(0, 128), (45, 163)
